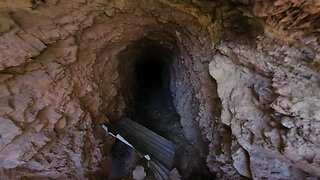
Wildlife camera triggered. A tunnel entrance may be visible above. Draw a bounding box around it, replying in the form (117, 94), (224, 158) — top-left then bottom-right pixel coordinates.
(116, 39), (215, 179)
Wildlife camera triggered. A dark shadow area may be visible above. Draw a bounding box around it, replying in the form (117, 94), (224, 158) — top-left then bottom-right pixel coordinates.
(135, 57), (166, 96)
(108, 141), (135, 179)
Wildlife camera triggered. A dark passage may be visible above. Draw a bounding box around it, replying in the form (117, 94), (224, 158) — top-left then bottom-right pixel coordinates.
(135, 58), (166, 95)
(133, 55), (215, 179)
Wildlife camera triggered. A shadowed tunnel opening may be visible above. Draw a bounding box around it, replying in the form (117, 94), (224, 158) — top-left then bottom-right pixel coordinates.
(115, 38), (215, 179)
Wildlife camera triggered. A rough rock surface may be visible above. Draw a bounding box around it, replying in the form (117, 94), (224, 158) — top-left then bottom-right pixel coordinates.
(0, 0), (319, 179)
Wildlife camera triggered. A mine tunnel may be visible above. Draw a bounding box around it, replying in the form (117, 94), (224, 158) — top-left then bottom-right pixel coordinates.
(1, 0), (319, 179)
(112, 39), (215, 179)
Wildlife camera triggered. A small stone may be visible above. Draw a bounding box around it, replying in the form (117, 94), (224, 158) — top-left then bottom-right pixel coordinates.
(132, 165), (146, 180)
(169, 168), (181, 180)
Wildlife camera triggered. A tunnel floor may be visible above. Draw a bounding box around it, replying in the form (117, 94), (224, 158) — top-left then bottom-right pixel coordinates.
(133, 78), (214, 179)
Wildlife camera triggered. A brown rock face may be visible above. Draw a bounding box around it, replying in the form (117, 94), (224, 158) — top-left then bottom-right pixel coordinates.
(0, 0), (319, 179)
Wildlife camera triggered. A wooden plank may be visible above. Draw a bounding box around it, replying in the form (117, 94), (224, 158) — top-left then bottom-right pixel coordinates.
(107, 117), (175, 170)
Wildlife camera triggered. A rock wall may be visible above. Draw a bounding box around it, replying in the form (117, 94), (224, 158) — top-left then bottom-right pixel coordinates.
(0, 0), (319, 179)
(208, 1), (320, 179)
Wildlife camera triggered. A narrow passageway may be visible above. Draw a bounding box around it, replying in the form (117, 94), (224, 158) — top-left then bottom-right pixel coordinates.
(133, 57), (214, 179)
